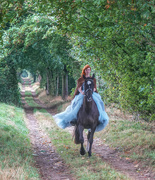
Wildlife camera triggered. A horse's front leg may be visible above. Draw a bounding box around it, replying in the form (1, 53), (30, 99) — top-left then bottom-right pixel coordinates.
(78, 124), (85, 155)
(88, 128), (96, 157)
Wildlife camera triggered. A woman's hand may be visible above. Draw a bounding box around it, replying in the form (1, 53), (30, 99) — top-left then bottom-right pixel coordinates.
(94, 88), (96, 92)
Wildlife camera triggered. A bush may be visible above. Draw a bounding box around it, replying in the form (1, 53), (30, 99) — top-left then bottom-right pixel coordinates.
(0, 58), (20, 106)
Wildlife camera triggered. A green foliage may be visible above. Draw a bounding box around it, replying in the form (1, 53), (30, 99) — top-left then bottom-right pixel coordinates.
(3, 14), (76, 72)
(2, 13), (77, 97)
(0, 0), (154, 120)
(50, 0), (155, 120)
(0, 58), (20, 105)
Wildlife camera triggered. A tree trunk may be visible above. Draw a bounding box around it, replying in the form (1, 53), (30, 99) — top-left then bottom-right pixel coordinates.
(33, 74), (36, 83)
(56, 75), (59, 96)
(50, 70), (54, 96)
(65, 72), (68, 100)
(62, 74), (65, 100)
(46, 70), (49, 95)
(62, 65), (69, 100)
(38, 74), (42, 83)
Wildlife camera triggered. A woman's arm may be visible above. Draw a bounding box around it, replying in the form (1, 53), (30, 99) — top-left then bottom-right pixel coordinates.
(72, 77), (84, 99)
(94, 78), (98, 93)
(78, 86), (84, 95)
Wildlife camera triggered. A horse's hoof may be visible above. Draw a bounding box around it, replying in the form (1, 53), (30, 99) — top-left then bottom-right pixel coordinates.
(80, 149), (86, 155)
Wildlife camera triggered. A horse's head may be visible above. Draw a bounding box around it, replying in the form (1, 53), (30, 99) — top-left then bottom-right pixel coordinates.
(83, 74), (95, 102)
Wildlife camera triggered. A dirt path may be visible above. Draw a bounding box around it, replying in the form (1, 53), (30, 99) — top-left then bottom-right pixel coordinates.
(24, 109), (74, 180)
(65, 127), (153, 180)
(21, 82), (154, 180)
(21, 82), (75, 180)
(92, 137), (153, 180)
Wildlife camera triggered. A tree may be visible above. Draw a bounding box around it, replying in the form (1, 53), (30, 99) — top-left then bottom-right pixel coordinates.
(0, 0), (154, 120)
(1, 13), (78, 101)
(49, 0), (154, 120)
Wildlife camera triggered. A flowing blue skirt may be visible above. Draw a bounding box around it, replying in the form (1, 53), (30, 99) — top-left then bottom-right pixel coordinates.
(53, 92), (109, 132)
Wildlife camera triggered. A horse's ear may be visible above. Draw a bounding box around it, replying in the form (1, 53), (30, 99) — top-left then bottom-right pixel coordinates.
(83, 75), (86, 79)
(92, 73), (95, 79)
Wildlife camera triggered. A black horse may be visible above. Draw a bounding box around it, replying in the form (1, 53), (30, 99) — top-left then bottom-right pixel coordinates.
(74, 74), (99, 157)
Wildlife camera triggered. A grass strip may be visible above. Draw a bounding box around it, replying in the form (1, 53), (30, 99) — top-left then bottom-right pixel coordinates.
(20, 78), (34, 85)
(95, 119), (155, 169)
(0, 103), (40, 180)
(24, 96), (40, 107)
(34, 109), (131, 180)
(24, 91), (32, 96)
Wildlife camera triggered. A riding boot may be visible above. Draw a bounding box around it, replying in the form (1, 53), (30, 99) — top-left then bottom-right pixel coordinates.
(70, 119), (77, 126)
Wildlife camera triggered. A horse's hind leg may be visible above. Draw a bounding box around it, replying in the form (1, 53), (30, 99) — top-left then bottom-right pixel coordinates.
(78, 125), (85, 155)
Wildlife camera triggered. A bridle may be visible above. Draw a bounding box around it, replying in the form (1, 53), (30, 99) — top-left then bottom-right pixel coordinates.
(84, 80), (94, 101)
(85, 88), (93, 93)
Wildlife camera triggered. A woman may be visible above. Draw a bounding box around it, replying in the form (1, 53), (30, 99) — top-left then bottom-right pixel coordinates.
(73, 65), (98, 98)
(53, 65), (109, 132)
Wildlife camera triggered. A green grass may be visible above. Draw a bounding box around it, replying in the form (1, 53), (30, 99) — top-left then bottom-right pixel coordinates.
(19, 81), (43, 97)
(95, 119), (155, 169)
(0, 103), (40, 179)
(24, 97), (40, 107)
(35, 88), (43, 96)
(34, 109), (131, 180)
(24, 91), (32, 96)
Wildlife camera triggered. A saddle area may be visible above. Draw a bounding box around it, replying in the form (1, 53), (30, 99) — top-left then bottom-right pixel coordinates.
(53, 92), (109, 132)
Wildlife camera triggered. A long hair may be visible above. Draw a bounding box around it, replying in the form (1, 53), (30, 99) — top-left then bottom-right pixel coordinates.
(81, 64), (91, 77)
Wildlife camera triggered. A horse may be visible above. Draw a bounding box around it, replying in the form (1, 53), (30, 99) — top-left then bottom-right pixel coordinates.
(74, 74), (99, 157)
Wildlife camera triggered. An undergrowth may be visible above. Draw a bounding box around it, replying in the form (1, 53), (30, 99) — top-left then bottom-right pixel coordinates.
(95, 119), (155, 170)
(0, 103), (40, 179)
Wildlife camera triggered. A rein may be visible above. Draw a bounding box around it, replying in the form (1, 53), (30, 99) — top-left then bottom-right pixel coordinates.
(85, 79), (94, 94)
(84, 83), (94, 101)
(85, 88), (93, 93)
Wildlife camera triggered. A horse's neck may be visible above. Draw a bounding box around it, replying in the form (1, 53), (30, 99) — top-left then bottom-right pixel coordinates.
(83, 97), (92, 112)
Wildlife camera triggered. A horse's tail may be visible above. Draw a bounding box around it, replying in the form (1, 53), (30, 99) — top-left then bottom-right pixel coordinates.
(73, 125), (80, 144)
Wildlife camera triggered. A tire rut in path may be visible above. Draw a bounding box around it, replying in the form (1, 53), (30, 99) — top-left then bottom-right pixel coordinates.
(24, 109), (75, 180)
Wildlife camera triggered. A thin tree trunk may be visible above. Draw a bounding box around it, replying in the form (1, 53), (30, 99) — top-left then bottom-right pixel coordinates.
(46, 70), (49, 95)
(62, 74), (65, 100)
(65, 72), (68, 100)
(50, 70), (53, 96)
(38, 74), (42, 83)
(56, 76), (59, 96)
